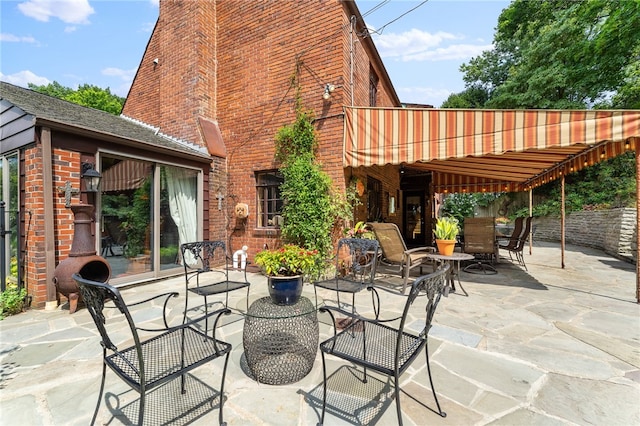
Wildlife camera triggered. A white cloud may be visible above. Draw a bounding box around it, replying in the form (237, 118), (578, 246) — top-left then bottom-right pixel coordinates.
(101, 67), (137, 96)
(401, 43), (493, 62)
(1, 33), (37, 44)
(64, 26), (77, 33)
(373, 28), (491, 62)
(18, 0), (94, 24)
(102, 67), (136, 82)
(0, 70), (50, 88)
(396, 86), (453, 107)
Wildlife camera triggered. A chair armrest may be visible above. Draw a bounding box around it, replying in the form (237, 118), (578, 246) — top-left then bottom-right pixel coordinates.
(127, 292), (179, 330)
(181, 307), (232, 347)
(404, 246), (435, 255)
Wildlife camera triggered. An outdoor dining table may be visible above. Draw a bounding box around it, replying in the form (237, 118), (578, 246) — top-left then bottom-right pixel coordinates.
(426, 252), (474, 296)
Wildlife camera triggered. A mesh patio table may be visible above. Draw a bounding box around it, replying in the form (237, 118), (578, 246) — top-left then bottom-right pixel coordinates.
(426, 252), (474, 296)
(242, 296), (319, 385)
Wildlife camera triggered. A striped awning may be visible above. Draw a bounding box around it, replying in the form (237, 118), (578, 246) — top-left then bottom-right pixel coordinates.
(344, 107), (640, 193)
(101, 160), (152, 192)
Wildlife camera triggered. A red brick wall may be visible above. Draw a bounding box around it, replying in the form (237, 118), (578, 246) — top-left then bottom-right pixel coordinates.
(124, 0), (401, 260)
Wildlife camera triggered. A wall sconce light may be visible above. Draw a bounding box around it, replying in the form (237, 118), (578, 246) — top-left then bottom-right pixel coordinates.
(322, 83), (336, 100)
(81, 162), (102, 192)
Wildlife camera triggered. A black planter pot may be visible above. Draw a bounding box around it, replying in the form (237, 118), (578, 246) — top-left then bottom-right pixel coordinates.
(267, 275), (303, 305)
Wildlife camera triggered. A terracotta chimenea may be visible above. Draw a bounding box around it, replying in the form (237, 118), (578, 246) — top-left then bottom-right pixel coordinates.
(53, 204), (111, 313)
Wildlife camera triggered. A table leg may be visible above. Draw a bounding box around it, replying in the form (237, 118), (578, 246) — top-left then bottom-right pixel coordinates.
(450, 260), (469, 297)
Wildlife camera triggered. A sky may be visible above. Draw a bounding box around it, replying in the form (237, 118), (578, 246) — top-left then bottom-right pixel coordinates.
(1, 0), (510, 108)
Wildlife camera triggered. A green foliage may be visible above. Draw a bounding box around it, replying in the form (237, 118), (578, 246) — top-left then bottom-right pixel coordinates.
(441, 193), (477, 224)
(441, 86), (489, 108)
(515, 152), (637, 217)
(275, 102), (334, 263)
(459, 0), (640, 109)
(280, 154), (333, 256)
(434, 216), (460, 240)
(254, 244), (320, 277)
(274, 110), (318, 162)
(344, 221), (375, 239)
(160, 245), (179, 263)
(0, 284), (27, 319)
(29, 81), (124, 114)
(108, 179), (151, 258)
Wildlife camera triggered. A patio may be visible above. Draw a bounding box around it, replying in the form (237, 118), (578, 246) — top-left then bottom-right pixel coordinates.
(1, 241), (638, 425)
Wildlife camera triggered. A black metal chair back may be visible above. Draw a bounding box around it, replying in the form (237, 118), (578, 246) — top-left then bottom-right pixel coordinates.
(181, 240), (251, 327)
(74, 273), (232, 426)
(317, 263), (450, 426)
(313, 238), (381, 318)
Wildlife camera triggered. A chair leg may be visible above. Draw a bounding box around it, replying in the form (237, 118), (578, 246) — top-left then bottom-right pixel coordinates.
(394, 374), (404, 426)
(219, 351), (230, 426)
(138, 386), (146, 426)
(425, 341), (446, 418)
(91, 356), (108, 426)
(318, 352), (328, 426)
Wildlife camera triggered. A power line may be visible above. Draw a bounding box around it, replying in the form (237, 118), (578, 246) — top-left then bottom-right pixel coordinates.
(366, 0), (430, 36)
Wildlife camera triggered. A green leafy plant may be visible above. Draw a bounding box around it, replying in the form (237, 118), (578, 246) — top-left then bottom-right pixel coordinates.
(0, 284), (27, 319)
(434, 216), (460, 240)
(344, 221), (375, 240)
(254, 244), (320, 277)
(274, 90), (333, 260)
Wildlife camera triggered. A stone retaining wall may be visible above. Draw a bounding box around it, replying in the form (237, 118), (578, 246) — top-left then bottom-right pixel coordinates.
(533, 208), (637, 262)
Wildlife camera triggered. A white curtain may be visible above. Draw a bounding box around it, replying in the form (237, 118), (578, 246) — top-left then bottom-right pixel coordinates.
(165, 167), (198, 265)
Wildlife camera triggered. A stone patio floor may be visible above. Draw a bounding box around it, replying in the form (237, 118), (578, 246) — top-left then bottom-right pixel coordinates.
(1, 241), (639, 425)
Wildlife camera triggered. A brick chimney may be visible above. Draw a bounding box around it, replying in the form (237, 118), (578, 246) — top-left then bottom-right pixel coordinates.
(123, 0), (217, 149)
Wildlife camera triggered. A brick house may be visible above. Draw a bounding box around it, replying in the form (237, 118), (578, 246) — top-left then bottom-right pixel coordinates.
(123, 0), (415, 259)
(1, 0), (423, 308)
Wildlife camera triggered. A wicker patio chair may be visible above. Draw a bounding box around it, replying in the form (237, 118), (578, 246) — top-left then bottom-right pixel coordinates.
(73, 273), (232, 426)
(313, 238), (381, 319)
(497, 216), (524, 253)
(501, 216), (533, 270)
(463, 217), (498, 274)
(316, 263), (450, 426)
(369, 222), (435, 294)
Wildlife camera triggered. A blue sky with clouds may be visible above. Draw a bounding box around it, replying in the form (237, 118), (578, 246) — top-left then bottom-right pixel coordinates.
(1, 0), (509, 107)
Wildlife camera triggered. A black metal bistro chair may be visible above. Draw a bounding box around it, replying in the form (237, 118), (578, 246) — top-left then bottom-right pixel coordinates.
(313, 238), (381, 319)
(73, 273), (232, 426)
(316, 263), (450, 426)
(181, 240), (251, 329)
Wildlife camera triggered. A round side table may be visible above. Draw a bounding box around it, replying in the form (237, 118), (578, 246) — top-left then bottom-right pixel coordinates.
(243, 296), (318, 385)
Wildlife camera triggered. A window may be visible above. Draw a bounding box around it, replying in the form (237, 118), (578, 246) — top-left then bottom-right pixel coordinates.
(369, 66), (378, 107)
(0, 152), (19, 289)
(256, 170), (283, 228)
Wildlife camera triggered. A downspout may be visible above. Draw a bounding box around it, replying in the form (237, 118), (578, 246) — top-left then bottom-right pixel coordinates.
(350, 15), (355, 107)
(41, 127), (58, 305)
(561, 175), (565, 269)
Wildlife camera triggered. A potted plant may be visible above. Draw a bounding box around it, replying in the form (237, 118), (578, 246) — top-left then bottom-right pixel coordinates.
(434, 216), (459, 256)
(254, 244), (319, 305)
(343, 221), (375, 240)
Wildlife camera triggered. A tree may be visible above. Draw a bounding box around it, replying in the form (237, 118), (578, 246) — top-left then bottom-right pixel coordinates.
(28, 82), (124, 115)
(459, 0), (640, 109)
(451, 0), (637, 214)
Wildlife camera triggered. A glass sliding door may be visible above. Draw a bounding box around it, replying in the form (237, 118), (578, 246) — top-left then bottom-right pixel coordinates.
(100, 157), (153, 278)
(160, 166), (197, 270)
(0, 153), (19, 290)
(99, 156), (200, 281)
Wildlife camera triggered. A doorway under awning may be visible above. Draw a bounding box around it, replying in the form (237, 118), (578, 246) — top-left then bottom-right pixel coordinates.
(343, 106), (640, 301)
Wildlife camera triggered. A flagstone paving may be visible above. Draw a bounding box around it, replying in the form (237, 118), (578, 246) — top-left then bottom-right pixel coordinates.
(1, 241), (638, 425)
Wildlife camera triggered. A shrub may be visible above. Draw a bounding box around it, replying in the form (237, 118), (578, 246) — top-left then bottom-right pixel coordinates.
(0, 284), (27, 319)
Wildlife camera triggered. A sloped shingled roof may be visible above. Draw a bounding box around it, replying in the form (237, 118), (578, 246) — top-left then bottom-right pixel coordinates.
(0, 81), (210, 161)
